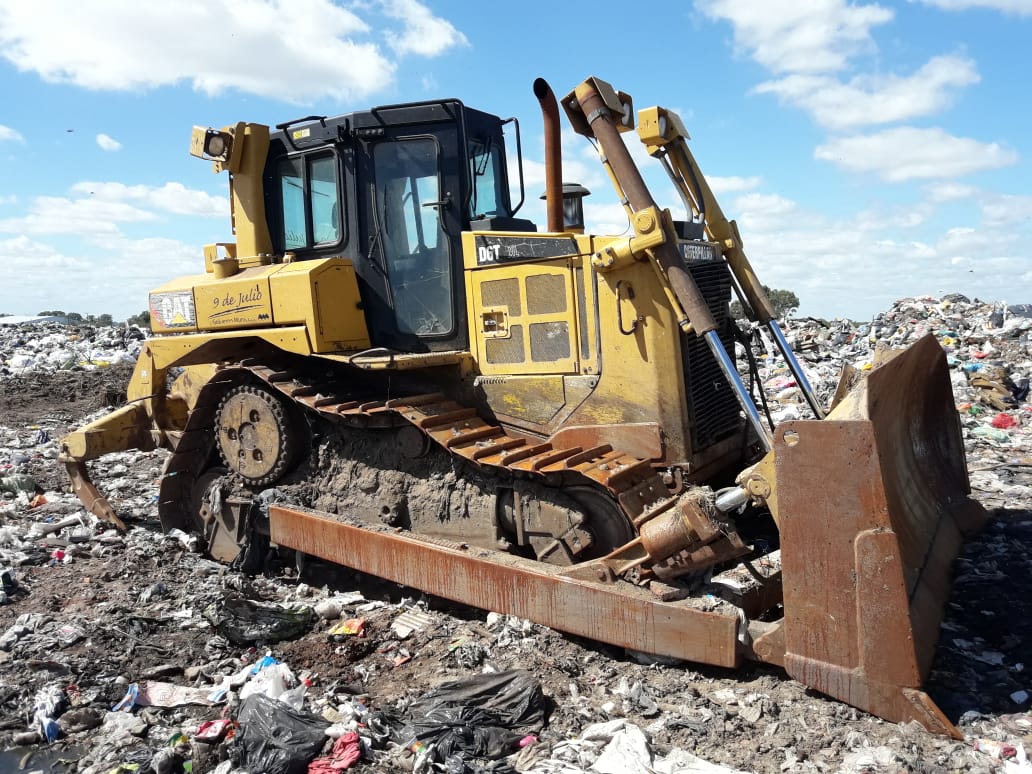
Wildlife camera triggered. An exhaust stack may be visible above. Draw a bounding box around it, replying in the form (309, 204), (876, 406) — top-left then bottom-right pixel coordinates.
(534, 78), (563, 233)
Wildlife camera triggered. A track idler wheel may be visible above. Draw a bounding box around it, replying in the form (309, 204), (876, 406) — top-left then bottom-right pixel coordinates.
(216, 384), (303, 486)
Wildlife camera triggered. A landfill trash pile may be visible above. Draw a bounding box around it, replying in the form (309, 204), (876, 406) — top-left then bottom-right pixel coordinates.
(0, 322), (146, 376)
(0, 296), (1029, 774)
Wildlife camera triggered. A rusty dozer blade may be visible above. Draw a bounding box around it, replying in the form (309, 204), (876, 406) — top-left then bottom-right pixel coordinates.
(270, 507), (745, 668)
(265, 333), (985, 736)
(772, 333), (987, 737)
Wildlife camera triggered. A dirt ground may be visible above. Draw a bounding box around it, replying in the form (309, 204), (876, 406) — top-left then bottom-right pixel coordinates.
(1, 367), (1031, 773)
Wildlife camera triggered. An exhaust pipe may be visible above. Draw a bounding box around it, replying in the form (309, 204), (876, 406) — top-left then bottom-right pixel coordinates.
(533, 78), (563, 232)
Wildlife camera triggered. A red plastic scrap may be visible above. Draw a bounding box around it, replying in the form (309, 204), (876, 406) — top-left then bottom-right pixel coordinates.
(308, 731), (362, 772)
(992, 413), (1018, 429)
(194, 718), (235, 743)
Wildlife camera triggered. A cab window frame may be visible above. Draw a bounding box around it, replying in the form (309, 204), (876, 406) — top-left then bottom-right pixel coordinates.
(274, 150), (345, 252)
(371, 134), (454, 339)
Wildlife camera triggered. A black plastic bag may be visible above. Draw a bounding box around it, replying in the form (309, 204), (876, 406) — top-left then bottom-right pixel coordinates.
(231, 692), (329, 774)
(398, 670), (548, 763)
(205, 592), (315, 645)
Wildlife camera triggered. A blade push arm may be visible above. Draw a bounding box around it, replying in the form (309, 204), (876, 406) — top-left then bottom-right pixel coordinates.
(563, 77), (773, 448)
(636, 106), (825, 418)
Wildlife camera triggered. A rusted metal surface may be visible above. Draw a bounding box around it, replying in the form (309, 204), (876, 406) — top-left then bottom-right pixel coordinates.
(572, 79), (716, 335)
(548, 423), (664, 462)
(774, 335), (986, 738)
(270, 505), (742, 668)
(64, 461), (126, 530)
(533, 78), (563, 233)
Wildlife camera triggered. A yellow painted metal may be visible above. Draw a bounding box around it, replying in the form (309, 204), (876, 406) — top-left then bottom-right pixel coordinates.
(269, 258), (370, 352)
(167, 363), (221, 412)
(193, 267), (274, 330)
(567, 236), (691, 463)
(467, 258), (579, 376)
(60, 403), (154, 461)
(562, 77), (635, 136)
(459, 224), (690, 460)
(149, 257), (370, 351)
(461, 232), (598, 378)
(321, 350), (471, 371)
(145, 327), (313, 369)
(590, 206), (667, 272)
(476, 375), (566, 424)
(460, 230), (582, 271)
(636, 105), (774, 322)
(192, 121), (273, 263)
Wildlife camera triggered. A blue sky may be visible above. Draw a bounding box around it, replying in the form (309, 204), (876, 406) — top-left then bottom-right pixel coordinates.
(1, 0), (1029, 321)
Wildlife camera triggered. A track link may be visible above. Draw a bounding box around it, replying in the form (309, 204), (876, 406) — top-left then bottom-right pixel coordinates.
(159, 361), (743, 576)
(240, 364), (674, 526)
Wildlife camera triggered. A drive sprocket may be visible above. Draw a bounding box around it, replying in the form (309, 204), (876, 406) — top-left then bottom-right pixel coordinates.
(215, 384), (302, 486)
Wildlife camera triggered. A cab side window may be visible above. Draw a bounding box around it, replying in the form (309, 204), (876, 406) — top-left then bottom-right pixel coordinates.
(468, 135), (509, 219)
(276, 153), (342, 250)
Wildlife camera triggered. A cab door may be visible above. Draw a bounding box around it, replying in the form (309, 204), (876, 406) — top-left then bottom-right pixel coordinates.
(358, 131), (466, 352)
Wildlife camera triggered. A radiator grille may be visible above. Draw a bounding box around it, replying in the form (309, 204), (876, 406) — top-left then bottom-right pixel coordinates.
(682, 259), (742, 451)
(481, 278), (521, 315)
(530, 321), (571, 362)
(525, 274), (566, 315)
(486, 324), (525, 364)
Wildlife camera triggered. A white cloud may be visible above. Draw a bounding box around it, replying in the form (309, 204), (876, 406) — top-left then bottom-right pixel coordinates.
(0, 194), (17, 205)
(740, 220), (1030, 320)
(0, 0), (466, 104)
(924, 182), (978, 202)
(814, 127), (1018, 181)
(0, 124), (24, 143)
(96, 133), (122, 151)
(979, 193), (1032, 228)
(913, 0), (1032, 14)
(709, 176), (762, 195)
(0, 182), (225, 242)
(0, 233), (199, 318)
(937, 226), (984, 256)
(70, 182), (227, 217)
(0, 196), (154, 236)
(585, 202), (632, 237)
(382, 0), (468, 56)
(754, 55), (979, 130)
(732, 192), (798, 231)
(696, 0), (894, 74)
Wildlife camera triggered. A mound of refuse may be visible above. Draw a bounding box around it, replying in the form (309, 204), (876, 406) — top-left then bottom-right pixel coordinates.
(0, 296), (1029, 773)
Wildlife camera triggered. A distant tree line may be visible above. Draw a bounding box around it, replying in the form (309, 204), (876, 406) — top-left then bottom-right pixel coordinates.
(37, 310), (151, 327)
(729, 286), (800, 321)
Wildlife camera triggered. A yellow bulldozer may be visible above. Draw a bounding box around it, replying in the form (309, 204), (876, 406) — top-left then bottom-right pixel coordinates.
(60, 76), (986, 736)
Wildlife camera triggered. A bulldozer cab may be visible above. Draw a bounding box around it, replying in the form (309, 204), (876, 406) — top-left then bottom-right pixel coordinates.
(264, 101), (529, 353)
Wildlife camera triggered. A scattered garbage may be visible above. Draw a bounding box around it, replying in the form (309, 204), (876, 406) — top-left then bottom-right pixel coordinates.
(307, 731), (363, 772)
(390, 670), (548, 768)
(0, 294), (1029, 772)
(231, 692), (330, 774)
(31, 684), (65, 743)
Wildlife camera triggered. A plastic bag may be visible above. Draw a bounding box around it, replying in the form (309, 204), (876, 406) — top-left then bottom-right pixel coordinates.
(205, 593), (315, 645)
(397, 670), (548, 764)
(231, 693), (329, 774)
(239, 661), (296, 701)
